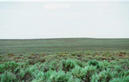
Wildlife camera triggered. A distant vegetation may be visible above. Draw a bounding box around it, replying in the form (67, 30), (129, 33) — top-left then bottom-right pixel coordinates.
(0, 38), (129, 82)
(0, 38), (129, 55)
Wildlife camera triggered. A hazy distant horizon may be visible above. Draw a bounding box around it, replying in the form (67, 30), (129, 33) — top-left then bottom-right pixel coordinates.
(1, 36), (129, 39)
(0, 1), (129, 39)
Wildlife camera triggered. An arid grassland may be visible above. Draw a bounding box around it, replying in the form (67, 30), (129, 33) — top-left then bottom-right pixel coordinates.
(0, 38), (129, 82)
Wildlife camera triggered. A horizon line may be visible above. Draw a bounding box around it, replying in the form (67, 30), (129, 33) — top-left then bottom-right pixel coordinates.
(0, 37), (129, 40)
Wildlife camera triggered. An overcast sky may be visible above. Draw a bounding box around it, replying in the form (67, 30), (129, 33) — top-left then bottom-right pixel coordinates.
(1, 0), (129, 2)
(0, 1), (129, 39)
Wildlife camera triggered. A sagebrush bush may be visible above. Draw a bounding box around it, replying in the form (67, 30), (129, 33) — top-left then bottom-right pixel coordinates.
(84, 65), (96, 82)
(18, 68), (33, 81)
(114, 65), (123, 72)
(0, 61), (19, 73)
(32, 72), (44, 82)
(50, 71), (72, 82)
(98, 60), (110, 70)
(0, 57), (129, 82)
(44, 60), (61, 71)
(62, 59), (77, 71)
(72, 66), (87, 79)
(88, 60), (99, 68)
(91, 69), (117, 82)
(44, 70), (74, 82)
(110, 76), (129, 82)
(0, 71), (16, 82)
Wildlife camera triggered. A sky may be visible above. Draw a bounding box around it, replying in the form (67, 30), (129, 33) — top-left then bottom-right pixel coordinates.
(0, 1), (129, 39)
(0, 0), (129, 2)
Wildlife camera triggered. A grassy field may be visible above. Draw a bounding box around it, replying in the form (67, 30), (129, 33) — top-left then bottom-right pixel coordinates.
(0, 38), (129, 82)
(0, 38), (129, 55)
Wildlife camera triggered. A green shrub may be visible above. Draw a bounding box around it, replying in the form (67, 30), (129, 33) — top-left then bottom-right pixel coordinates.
(73, 65), (96, 82)
(98, 61), (110, 70)
(88, 60), (99, 68)
(91, 69), (117, 82)
(0, 56), (128, 82)
(110, 78), (123, 82)
(0, 61), (19, 73)
(44, 70), (56, 81)
(51, 71), (72, 82)
(124, 70), (129, 77)
(0, 71), (16, 82)
(114, 65), (123, 72)
(44, 70), (73, 82)
(84, 65), (96, 82)
(91, 74), (98, 82)
(32, 72), (44, 82)
(75, 60), (86, 67)
(19, 69), (32, 81)
(110, 76), (129, 82)
(62, 59), (77, 71)
(44, 60), (61, 71)
(72, 66), (87, 79)
(18, 65), (38, 81)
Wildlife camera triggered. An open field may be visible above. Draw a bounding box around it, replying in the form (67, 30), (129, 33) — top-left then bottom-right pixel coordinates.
(0, 38), (129, 55)
(0, 38), (129, 82)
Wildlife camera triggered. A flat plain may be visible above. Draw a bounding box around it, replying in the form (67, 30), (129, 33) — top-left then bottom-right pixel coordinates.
(0, 38), (129, 82)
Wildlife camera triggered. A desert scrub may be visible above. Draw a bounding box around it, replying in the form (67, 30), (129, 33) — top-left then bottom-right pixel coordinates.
(16, 63), (42, 81)
(72, 65), (97, 82)
(0, 61), (19, 73)
(62, 59), (77, 71)
(44, 60), (62, 71)
(17, 68), (33, 81)
(32, 72), (44, 82)
(43, 70), (74, 82)
(110, 76), (129, 82)
(0, 71), (17, 82)
(0, 57), (129, 82)
(91, 69), (117, 82)
(72, 66), (87, 80)
(88, 60), (99, 68)
(97, 60), (111, 70)
(84, 65), (97, 82)
(61, 59), (86, 71)
(48, 70), (80, 82)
